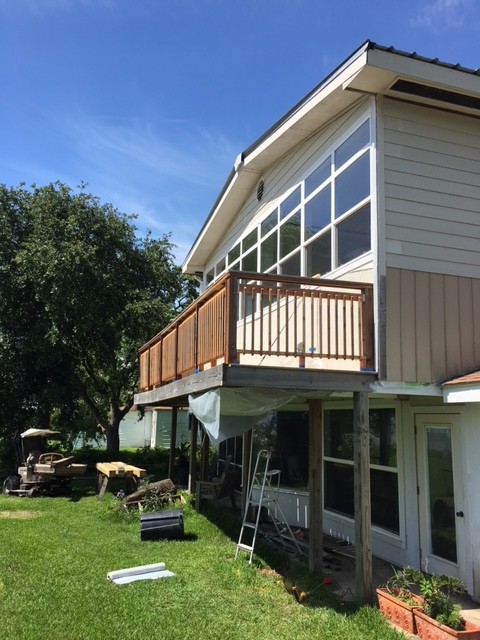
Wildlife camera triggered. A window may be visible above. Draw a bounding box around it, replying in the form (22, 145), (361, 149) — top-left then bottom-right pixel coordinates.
(305, 185), (331, 240)
(242, 248), (258, 272)
(337, 203), (370, 267)
(324, 407), (399, 534)
(305, 157), (330, 197)
(253, 411), (309, 488)
(280, 186), (301, 220)
(206, 116), (372, 286)
(280, 211), (301, 259)
(306, 231), (331, 277)
(261, 232), (278, 271)
(334, 152), (370, 218)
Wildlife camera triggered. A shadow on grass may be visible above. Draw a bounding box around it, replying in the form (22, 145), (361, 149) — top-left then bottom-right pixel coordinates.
(198, 501), (361, 615)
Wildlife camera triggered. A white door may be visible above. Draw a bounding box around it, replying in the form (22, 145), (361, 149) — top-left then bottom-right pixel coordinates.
(415, 414), (466, 580)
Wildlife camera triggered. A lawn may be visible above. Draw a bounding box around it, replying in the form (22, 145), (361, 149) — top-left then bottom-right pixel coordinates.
(0, 485), (403, 640)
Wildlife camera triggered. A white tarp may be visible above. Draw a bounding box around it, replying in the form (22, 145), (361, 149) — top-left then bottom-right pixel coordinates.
(188, 388), (296, 444)
(107, 562), (175, 585)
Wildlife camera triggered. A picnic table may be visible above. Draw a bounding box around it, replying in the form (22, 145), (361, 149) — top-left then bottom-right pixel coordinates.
(96, 461), (146, 500)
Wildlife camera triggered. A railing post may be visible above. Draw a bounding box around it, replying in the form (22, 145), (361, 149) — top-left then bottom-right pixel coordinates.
(224, 273), (238, 364)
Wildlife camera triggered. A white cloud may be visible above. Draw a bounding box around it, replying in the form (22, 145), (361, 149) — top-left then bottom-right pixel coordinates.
(411, 0), (472, 30)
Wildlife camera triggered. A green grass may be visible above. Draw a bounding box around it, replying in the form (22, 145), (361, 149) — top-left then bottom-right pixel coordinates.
(0, 486), (403, 640)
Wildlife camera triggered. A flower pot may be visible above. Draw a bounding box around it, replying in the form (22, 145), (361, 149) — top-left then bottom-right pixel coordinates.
(414, 609), (480, 640)
(376, 587), (423, 634)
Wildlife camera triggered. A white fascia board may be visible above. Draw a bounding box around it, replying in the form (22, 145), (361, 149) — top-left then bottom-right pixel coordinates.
(244, 53), (369, 171)
(182, 168), (258, 273)
(443, 385), (480, 404)
(371, 380), (442, 397)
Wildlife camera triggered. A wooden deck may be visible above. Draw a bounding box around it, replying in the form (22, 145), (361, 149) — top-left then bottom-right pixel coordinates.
(138, 271), (374, 395)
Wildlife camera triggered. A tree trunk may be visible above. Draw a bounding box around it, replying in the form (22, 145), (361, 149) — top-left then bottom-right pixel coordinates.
(105, 404), (122, 453)
(105, 424), (120, 453)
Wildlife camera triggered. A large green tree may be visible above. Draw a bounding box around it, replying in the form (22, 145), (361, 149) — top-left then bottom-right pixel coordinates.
(0, 183), (196, 452)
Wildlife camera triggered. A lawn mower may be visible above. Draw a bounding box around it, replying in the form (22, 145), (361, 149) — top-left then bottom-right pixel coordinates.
(2, 428), (87, 497)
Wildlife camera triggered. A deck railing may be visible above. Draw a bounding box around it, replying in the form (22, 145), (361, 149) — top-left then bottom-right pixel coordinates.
(139, 271), (374, 391)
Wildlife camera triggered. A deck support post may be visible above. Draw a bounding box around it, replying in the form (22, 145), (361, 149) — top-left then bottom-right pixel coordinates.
(353, 390), (372, 603)
(241, 428), (253, 515)
(200, 427), (210, 481)
(309, 399), (323, 573)
(168, 407), (178, 481)
(188, 415), (198, 494)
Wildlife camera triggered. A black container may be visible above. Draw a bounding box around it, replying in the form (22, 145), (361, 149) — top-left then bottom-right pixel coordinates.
(140, 509), (184, 541)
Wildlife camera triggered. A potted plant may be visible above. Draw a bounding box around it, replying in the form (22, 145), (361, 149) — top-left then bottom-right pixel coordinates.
(412, 573), (480, 640)
(376, 566), (424, 634)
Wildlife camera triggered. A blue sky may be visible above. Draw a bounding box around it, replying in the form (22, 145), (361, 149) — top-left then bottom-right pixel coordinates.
(1, 0), (479, 263)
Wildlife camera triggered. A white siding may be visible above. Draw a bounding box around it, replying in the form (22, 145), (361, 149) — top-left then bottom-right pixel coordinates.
(383, 99), (480, 278)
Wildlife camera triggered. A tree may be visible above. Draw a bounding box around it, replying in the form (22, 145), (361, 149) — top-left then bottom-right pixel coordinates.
(0, 182), (197, 452)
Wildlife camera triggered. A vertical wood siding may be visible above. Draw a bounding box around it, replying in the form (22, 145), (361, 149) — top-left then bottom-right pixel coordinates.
(383, 99), (480, 278)
(386, 267), (480, 382)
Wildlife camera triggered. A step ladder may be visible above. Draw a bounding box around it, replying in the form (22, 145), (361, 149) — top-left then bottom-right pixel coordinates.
(235, 449), (303, 564)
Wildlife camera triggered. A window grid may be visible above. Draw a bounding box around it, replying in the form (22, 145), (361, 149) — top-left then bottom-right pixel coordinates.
(206, 117), (372, 286)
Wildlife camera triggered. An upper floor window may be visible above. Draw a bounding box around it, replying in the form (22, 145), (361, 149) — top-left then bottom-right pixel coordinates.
(205, 116), (372, 286)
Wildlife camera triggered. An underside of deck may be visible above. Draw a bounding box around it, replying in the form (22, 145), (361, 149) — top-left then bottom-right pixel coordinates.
(134, 363), (377, 407)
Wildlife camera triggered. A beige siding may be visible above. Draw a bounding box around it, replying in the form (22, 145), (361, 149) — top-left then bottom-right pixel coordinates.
(383, 99), (480, 278)
(386, 268), (480, 382)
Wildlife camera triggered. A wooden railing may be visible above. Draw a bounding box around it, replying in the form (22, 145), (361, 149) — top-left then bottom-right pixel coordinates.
(139, 271), (374, 391)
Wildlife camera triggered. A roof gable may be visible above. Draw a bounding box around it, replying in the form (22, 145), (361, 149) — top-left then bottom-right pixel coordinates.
(184, 41), (480, 273)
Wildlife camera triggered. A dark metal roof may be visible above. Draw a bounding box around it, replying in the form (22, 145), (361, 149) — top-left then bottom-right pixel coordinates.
(369, 41), (480, 76)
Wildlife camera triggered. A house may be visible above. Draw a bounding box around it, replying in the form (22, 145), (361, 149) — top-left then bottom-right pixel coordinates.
(134, 40), (480, 602)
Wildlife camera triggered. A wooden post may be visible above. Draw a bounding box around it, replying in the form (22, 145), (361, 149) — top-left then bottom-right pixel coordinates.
(353, 391), (372, 603)
(309, 399), (323, 573)
(241, 429), (253, 515)
(200, 428), (210, 481)
(168, 407), (178, 480)
(188, 415), (198, 494)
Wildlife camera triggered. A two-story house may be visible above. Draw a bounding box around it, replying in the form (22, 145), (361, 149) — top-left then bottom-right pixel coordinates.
(135, 41), (480, 601)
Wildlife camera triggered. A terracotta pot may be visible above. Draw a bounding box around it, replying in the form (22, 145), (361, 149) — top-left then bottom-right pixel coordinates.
(414, 609), (480, 640)
(376, 587), (423, 634)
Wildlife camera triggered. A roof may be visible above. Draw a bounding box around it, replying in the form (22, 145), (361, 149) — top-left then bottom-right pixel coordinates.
(20, 428), (61, 439)
(443, 371), (480, 387)
(443, 370), (480, 404)
(183, 40), (480, 274)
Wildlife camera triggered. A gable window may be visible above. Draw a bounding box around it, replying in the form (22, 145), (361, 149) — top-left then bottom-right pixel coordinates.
(324, 407), (399, 534)
(205, 116), (373, 287)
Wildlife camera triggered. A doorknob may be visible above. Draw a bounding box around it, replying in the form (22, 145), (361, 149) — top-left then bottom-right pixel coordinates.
(456, 511), (464, 518)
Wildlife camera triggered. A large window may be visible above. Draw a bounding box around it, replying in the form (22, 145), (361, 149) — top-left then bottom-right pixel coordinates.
(324, 407), (399, 534)
(206, 116), (372, 286)
(253, 411), (309, 489)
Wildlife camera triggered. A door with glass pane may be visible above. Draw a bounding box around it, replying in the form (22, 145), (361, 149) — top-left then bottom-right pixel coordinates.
(415, 415), (465, 579)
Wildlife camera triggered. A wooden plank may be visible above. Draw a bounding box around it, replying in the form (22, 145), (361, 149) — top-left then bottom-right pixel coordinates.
(429, 273), (447, 381)
(400, 270), (416, 381)
(385, 268), (402, 381)
(415, 271), (431, 383)
(110, 462), (146, 478)
(96, 462), (121, 478)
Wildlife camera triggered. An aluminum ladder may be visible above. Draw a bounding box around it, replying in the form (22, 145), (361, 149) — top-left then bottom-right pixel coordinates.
(235, 449), (303, 564)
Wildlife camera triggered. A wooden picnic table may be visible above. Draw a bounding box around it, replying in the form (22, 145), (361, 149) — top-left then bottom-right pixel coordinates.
(96, 462), (146, 500)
